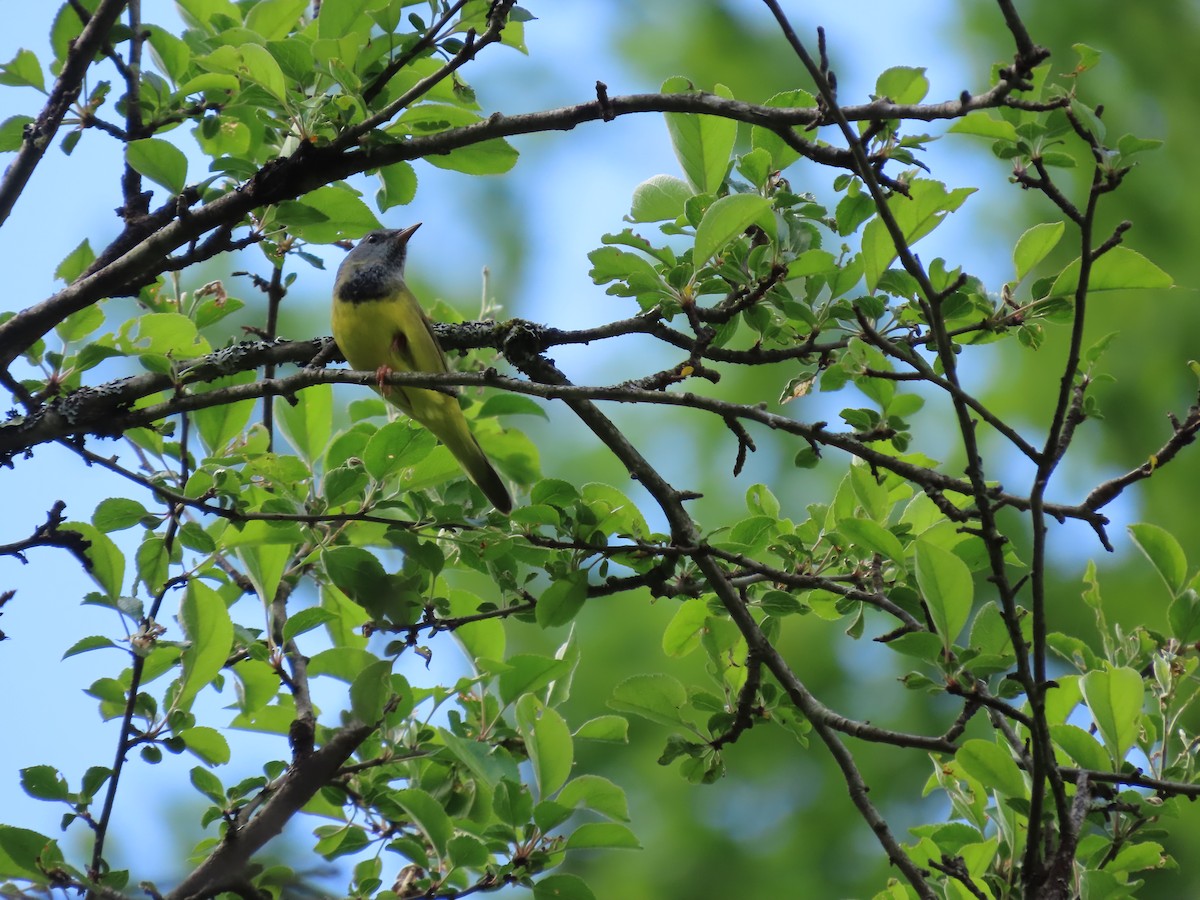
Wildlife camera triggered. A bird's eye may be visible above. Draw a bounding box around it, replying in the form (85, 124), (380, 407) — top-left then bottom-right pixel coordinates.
(366, 234), (379, 244)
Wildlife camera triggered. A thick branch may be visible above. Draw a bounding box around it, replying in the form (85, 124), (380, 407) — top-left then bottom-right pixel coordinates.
(510, 346), (941, 898)
(0, 346), (1109, 533)
(165, 723), (373, 900)
(0, 82), (1067, 369)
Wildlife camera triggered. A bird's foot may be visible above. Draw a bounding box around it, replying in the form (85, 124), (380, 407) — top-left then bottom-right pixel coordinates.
(375, 364), (393, 393)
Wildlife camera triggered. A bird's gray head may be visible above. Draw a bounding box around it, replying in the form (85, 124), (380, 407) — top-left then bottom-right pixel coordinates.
(334, 223), (422, 302)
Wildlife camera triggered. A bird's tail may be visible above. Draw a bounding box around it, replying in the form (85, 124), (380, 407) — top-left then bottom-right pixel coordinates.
(433, 416), (513, 514)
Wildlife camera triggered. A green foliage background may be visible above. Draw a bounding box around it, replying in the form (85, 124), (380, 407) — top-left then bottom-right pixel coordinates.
(525, 3), (1200, 897)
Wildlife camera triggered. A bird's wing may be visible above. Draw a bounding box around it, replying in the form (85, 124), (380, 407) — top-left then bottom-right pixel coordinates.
(386, 285), (452, 377)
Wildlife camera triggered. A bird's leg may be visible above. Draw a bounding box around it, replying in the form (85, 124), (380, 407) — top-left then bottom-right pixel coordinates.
(375, 365), (393, 393)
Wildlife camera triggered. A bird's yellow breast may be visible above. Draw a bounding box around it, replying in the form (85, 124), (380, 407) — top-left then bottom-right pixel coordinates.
(332, 284), (461, 425)
(333, 286), (448, 373)
(332, 295), (394, 374)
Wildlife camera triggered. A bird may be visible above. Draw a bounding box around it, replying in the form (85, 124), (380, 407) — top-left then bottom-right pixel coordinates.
(332, 223), (513, 514)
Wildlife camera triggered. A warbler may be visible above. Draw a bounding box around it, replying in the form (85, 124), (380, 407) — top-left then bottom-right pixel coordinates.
(331, 224), (512, 513)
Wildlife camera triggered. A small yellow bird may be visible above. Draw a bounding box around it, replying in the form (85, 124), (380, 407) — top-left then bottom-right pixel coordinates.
(332, 223), (513, 514)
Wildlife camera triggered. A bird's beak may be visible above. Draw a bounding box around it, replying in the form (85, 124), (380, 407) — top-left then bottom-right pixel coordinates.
(395, 222), (422, 245)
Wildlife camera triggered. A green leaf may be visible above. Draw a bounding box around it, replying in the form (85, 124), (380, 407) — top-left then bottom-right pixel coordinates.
(119, 312), (207, 358)
(189, 765), (225, 804)
(178, 72), (240, 96)
(1108, 841), (1166, 876)
(397, 104), (520, 175)
(609, 673), (689, 729)
(176, 0), (241, 29)
(745, 483), (780, 518)
(736, 146), (772, 188)
(177, 580), (235, 713)
(885, 632), (943, 663)
(178, 726), (231, 765)
(557, 774), (630, 821)
(376, 161), (418, 211)
(237, 536), (296, 607)
(564, 822), (642, 851)
(914, 539), (973, 651)
(1116, 133), (1163, 159)
(1169, 589), (1200, 643)
(477, 394), (549, 420)
(1013, 222), (1065, 281)
(1080, 666), (1144, 764)
(62, 635), (120, 659)
(275, 185), (381, 243)
(533, 874), (596, 900)
(862, 180), (975, 292)
(574, 715), (629, 742)
(587, 245), (668, 303)
(947, 112), (1019, 142)
(308, 647), (379, 682)
(758, 590), (805, 618)
(64, 522), (123, 600)
(1048, 247), (1173, 299)
(282, 607), (337, 644)
(834, 190), (874, 237)
(194, 372), (258, 454)
(530, 478), (580, 508)
(875, 66), (929, 104)
(20, 766), (69, 801)
(237, 42), (287, 102)
(136, 535), (171, 594)
(749, 89), (816, 171)
(955, 740), (1025, 797)
(1128, 522), (1187, 596)
(693, 192), (772, 266)
(126, 138), (188, 195)
(517, 695), (574, 797)
(662, 77), (736, 194)
(661, 597), (709, 658)
(438, 727), (520, 787)
(245, 0), (310, 40)
(628, 174), (693, 223)
(535, 570), (588, 629)
(317, 0), (371, 38)
(494, 778), (534, 828)
(0, 49), (45, 91)
(426, 136), (520, 175)
(80, 766), (111, 800)
(837, 518), (906, 565)
(276, 382), (333, 463)
(350, 658), (393, 724)
(394, 788), (453, 857)
(54, 239), (96, 286)
(1072, 42), (1102, 72)
(362, 419), (436, 481)
(848, 463), (890, 522)
(322, 546), (395, 620)
(497, 654), (573, 706)
(0, 825), (54, 882)
(446, 589), (505, 663)
(1049, 723), (1110, 772)
(314, 823), (371, 860)
(447, 834), (490, 868)
(0, 115), (33, 151)
(93, 498), (150, 532)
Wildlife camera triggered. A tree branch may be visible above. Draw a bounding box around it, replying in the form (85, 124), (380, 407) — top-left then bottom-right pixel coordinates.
(165, 723), (374, 900)
(0, 79), (1072, 369)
